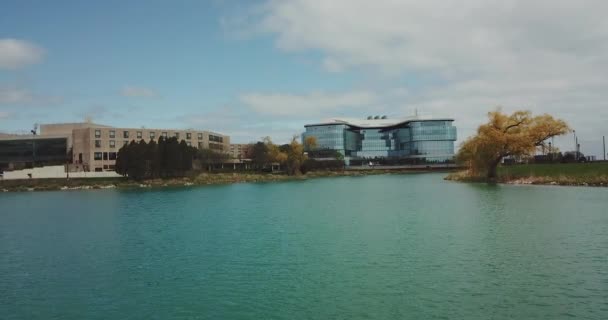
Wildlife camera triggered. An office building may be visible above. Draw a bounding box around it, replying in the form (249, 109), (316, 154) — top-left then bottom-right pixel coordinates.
(302, 115), (457, 163)
(1, 122), (230, 172)
(229, 144), (250, 159)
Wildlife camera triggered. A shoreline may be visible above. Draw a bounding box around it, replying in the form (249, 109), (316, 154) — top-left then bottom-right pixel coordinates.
(445, 170), (608, 187)
(1, 169), (452, 193)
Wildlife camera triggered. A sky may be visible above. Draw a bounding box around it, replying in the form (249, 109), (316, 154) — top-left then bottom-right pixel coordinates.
(1, 0), (607, 157)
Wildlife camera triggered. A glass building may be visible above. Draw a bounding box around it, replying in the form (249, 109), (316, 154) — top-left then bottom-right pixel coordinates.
(0, 137), (68, 170)
(302, 116), (457, 163)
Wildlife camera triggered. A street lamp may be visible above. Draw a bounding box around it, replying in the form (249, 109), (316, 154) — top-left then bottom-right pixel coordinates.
(573, 130), (577, 160)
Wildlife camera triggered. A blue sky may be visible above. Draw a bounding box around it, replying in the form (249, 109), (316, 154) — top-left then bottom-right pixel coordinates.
(1, 0), (607, 156)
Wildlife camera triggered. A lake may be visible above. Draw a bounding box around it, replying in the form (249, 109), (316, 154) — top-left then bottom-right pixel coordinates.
(1, 173), (607, 319)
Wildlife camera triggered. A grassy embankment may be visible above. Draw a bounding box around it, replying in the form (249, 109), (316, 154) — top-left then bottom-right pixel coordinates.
(446, 162), (608, 186)
(0, 168), (446, 192)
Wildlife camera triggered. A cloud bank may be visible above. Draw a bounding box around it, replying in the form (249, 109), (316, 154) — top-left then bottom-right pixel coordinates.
(241, 91), (377, 117)
(0, 39), (45, 69)
(231, 0), (608, 153)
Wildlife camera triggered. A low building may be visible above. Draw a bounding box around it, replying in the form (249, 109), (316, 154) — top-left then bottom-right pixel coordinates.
(302, 115), (457, 163)
(0, 134), (69, 171)
(1, 122), (230, 173)
(229, 143), (250, 159)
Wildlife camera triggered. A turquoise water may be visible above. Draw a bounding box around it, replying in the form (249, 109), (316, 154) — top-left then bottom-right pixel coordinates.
(1, 173), (607, 319)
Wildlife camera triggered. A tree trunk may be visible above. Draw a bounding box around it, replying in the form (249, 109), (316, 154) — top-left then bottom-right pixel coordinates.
(486, 157), (502, 180)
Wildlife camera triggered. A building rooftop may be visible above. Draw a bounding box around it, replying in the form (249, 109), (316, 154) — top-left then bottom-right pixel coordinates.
(305, 115), (454, 129)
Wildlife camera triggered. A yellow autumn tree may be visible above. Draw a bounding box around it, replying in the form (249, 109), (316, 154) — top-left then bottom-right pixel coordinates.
(457, 109), (570, 179)
(262, 136), (288, 169)
(286, 135), (307, 175)
(303, 136), (318, 151)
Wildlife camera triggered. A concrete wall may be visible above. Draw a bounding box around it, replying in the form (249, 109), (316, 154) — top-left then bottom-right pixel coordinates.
(1, 165), (121, 180)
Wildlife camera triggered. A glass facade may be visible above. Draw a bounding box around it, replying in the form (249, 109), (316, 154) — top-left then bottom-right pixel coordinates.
(0, 137), (68, 168)
(303, 119), (457, 163)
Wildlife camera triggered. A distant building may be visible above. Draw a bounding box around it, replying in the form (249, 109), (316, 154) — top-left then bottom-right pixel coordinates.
(0, 134), (69, 171)
(229, 143), (250, 159)
(302, 115), (457, 163)
(0, 122), (230, 172)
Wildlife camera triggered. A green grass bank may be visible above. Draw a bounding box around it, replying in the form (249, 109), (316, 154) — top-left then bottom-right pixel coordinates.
(446, 162), (608, 186)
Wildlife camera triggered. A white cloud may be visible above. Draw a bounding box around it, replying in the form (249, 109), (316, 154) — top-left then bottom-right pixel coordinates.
(120, 86), (160, 98)
(0, 86), (63, 106)
(254, 0), (608, 76)
(0, 111), (11, 119)
(233, 0), (608, 155)
(0, 87), (35, 104)
(241, 91), (377, 116)
(0, 39), (45, 69)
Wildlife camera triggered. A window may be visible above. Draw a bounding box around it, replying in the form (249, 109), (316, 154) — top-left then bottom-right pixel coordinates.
(209, 135), (223, 143)
(162, 132), (167, 138)
(187, 141), (192, 146)
(210, 143), (223, 151)
(103, 165), (108, 169)
(109, 130), (115, 138)
(95, 130), (101, 138)
(150, 132), (156, 139)
(95, 167), (103, 172)
(123, 131), (130, 138)
(109, 140), (115, 148)
(109, 152), (117, 160)
(108, 165), (116, 170)
(198, 142), (203, 149)
(137, 131), (142, 139)
(94, 152), (102, 160)
(103, 152), (108, 160)
(124, 140), (129, 146)
(174, 132), (180, 139)
(95, 140), (102, 148)
(198, 133), (203, 140)
(186, 132), (191, 140)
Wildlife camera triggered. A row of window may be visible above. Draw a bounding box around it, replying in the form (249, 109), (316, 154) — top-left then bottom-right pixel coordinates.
(94, 165), (116, 172)
(94, 140), (205, 148)
(94, 152), (117, 161)
(94, 140), (219, 150)
(209, 135), (224, 143)
(94, 129), (209, 140)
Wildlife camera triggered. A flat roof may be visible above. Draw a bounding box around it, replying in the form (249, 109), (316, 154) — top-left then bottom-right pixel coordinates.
(304, 116), (454, 129)
(39, 123), (229, 137)
(0, 134), (70, 141)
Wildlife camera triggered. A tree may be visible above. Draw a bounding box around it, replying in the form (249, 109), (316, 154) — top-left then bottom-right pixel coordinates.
(248, 141), (269, 169)
(303, 136), (317, 151)
(115, 136), (199, 179)
(457, 109), (570, 179)
(196, 148), (229, 170)
(285, 135), (306, 175)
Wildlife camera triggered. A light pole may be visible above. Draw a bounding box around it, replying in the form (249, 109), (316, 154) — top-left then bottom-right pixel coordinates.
(573, 130), (577, 161)
(602, 136), (606, 161)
